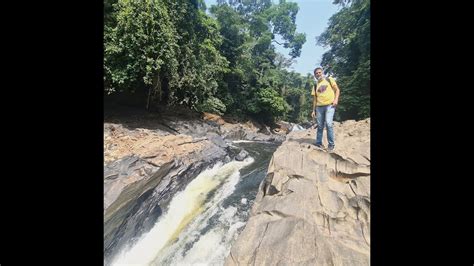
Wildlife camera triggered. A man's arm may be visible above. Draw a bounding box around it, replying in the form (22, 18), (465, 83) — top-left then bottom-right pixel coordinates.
(311, 85), (317, 118)
(333, 84), (340, 105)
(331, 81), (340, 106)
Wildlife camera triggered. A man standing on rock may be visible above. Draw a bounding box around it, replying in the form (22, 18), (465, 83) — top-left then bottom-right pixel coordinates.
(311, 67), (340, 152)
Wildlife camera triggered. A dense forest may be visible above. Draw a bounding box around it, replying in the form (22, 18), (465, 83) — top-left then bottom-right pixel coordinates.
(104, 0), (370, 123)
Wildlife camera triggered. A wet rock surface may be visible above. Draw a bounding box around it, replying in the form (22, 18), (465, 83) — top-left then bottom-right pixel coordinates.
(103, 108), (289, 263)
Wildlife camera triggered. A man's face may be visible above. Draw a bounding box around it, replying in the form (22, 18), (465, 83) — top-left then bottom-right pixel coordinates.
(314, 69), (323, 80)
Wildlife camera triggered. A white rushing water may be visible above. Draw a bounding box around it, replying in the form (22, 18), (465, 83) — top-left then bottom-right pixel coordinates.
(111, 157), (255, 266)
(232, 140), (273, 145)
(291, 124), (305, 131)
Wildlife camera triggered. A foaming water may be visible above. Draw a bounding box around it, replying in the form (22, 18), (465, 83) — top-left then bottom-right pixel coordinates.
(111, 157), (254, 266)
(232, 140), (273, 144)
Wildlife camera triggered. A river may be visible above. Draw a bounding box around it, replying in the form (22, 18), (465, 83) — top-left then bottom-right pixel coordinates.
(108, 141), (279, 266)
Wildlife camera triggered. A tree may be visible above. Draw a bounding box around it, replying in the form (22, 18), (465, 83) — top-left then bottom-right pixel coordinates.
(317, 0), (370, 120)
(104, 0), (228, 113)
(104, 0), (313, 124)
(209, 0), (306, 122)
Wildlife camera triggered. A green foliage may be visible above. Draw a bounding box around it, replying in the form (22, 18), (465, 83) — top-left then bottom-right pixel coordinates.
(257, 88), (290, 118)
(104, 0), (334, 124)
(104, 0), (228, 110)
(317, 0), (370, 120)
(196, 96), (227, 115)
(208, 0), (307, 122)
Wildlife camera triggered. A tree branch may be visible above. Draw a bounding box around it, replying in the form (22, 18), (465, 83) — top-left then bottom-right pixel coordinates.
(272, 39), (284, 45)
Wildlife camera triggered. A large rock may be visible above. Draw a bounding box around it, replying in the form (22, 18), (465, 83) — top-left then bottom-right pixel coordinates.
(104, 123), (211, 166)
(219, 120), (286, 143)
(103, 108), (294, 264)
(235, 149), (249, 161)
(225, 118), (370, 266)
(104, 155), (159, 211)
(104, 120), (229, 264)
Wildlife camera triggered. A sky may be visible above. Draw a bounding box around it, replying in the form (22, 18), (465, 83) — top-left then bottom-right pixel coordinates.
(203, 0), (341, 76)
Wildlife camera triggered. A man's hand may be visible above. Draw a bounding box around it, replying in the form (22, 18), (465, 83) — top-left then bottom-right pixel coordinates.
(332, 99), (338, 106)
(311, 111), (316, 118)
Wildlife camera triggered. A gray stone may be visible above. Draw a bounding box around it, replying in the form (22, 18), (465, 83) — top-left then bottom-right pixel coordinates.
(225, 119), (371, 266)
(235, 149), (249, 161)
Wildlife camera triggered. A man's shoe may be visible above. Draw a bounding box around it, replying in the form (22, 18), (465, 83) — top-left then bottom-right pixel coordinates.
(328, 145), (335, 152)
(315, 144), (325, 150)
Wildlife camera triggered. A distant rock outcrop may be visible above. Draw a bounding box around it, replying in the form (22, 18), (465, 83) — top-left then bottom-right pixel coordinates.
(225, 118), (370, 266)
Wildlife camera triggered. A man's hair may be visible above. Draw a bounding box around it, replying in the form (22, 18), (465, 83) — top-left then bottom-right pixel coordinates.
(314, 67), (323, 73)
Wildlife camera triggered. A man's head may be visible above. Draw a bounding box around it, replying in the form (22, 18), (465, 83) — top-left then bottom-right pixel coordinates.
(314, 67), (324, 80)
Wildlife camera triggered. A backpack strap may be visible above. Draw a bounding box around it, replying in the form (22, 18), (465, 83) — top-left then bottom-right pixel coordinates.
(326, 77), (332, 88)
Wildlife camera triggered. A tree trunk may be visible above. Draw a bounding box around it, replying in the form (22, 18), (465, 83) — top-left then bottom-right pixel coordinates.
(146, 72), (162, 110)
(161, 76), (169, 105)
(146, 87), (152, 110)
